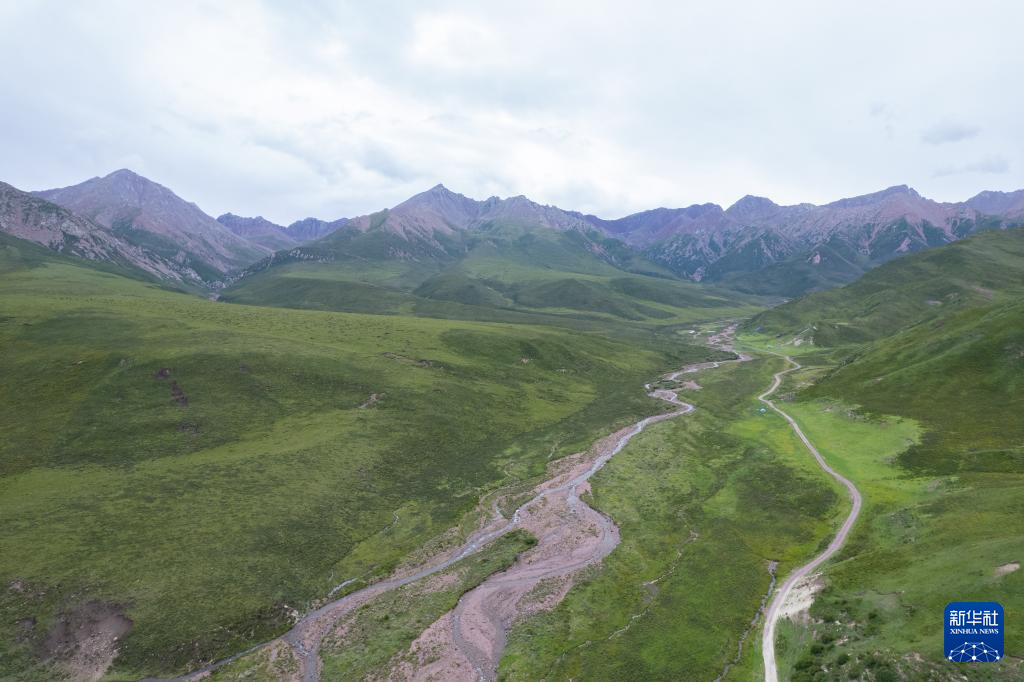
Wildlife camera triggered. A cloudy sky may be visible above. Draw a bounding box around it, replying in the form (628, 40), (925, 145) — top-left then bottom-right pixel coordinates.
(1, 1), (1022, 224)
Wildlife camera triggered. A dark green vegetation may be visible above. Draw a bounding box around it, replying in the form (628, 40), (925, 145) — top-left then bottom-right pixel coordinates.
(0, 233), (728, 680)
(716, 237), (876, 299)
(223, 219), (765, 328)
(499, 355), (847, 680)
(741, 227), (1024, 679)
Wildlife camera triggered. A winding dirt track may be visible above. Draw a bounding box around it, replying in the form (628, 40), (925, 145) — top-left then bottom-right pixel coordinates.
(758, 356), (863, 682)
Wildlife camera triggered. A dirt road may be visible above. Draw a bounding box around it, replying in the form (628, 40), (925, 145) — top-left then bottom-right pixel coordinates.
(758, 356), (863, 682)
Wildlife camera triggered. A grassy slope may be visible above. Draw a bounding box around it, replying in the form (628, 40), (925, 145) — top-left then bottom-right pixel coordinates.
(499, 355), (852, 680)
(222, 222), (765, 329)
(760, 368), (1023, 681)
(0, 230), (205, 296)
(0, 240), (727, 680)
(746, 226), (1024, 346)
(737, 227), (1024, 679)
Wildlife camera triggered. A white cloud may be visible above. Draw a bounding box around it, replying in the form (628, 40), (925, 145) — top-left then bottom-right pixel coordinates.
(407, 13), (504, 72)
(0, 0), (1022, 223)
(922, 122), (982, 145)
(934, 156), (1010, 177)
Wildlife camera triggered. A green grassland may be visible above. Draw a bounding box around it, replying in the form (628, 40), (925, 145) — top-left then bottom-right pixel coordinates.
(498, 355), (850, 680)
(222, 221), (766, 329)
(0, 236), (729, 680)
(737, 227), (1024, 679)
(761, 368), (1023, 681)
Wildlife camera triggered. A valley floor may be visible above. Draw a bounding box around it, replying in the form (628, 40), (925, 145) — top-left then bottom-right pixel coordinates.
(6, 235), (1023, 681)
(194, 329), (757, 682)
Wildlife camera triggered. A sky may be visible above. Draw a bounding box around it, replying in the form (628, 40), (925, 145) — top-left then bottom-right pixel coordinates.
(1, 0), (1022, 225)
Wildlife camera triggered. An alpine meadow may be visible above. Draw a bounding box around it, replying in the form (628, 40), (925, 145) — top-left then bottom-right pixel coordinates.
(2, 3), (1024, 682)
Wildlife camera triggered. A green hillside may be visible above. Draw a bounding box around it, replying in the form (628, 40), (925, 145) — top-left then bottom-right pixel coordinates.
(745, 226), (1024, 345)
(0, 235), (727, 680)
(718, 238), (872, 298)
(0, 231), (201, 294)
(222, 220), (765, 328)
(738, 227), (1024, 679)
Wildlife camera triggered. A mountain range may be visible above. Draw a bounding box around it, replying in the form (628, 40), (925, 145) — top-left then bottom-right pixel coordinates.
(2, 168), (1023, 296)
(214, 213), (353, 251)
(605, 185), (1024, 295)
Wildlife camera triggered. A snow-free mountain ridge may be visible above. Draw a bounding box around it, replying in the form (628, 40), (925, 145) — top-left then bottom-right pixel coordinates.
(2, 169), (1022, 296)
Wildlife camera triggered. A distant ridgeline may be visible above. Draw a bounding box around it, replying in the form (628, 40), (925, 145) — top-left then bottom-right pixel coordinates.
(1, 171), (1022, 300)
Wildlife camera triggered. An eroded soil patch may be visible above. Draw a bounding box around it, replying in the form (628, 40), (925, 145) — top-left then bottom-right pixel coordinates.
(42, 601), (133, 682)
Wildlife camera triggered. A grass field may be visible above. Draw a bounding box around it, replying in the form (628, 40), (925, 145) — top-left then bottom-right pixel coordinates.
(497, 355), (849, 680)
(734, 228), (1024, 679)
(0, 237), (729, 680)
(759, 366), (1024, 681)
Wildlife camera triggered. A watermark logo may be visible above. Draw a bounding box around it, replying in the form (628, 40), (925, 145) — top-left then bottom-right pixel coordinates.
(945, 602), (1003, 663)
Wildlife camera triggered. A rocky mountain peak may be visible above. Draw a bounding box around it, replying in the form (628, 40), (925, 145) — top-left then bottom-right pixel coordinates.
(682, 202), (725, 218)
(965, 189), (1024, 216)
(726, 194), (779, 217)
(33, 170), (269, 279)
(106, 168), (144, 181)
(216, 213), (296, 251)
(216, 212), (277, 227)
(399, 183), (474, 211)
(827, 185), (922, 209)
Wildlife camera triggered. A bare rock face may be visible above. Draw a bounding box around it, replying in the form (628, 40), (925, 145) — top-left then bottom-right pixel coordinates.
(217, 213), (298, 251)
(285, 216), (349, 242)
(34, 169), (269, 282)
(220, 213), (349, 250)
(581, 184), (1024, 294)
(966, 189), (1024, 218)
(0, 181), (201, 282)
